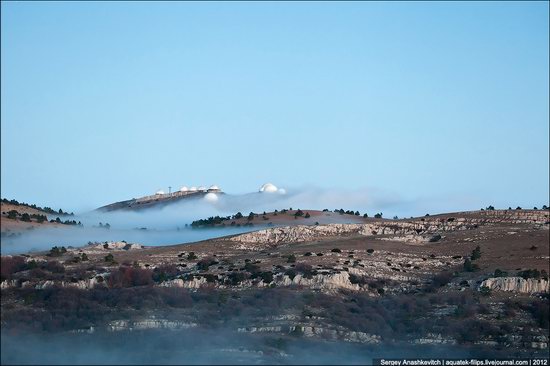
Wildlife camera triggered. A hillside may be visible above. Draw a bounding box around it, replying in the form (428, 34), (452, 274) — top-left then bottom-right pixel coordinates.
(190, 209), (368, 228)
(96, 191), (221, 212)
(2, 208), (549, 361)
(1, 199), (77, 233)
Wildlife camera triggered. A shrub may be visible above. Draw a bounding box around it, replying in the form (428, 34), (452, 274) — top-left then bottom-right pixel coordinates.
(303, 252), (313, 257)
(48, 246), (67, 257)
(294, 263), (313, 278)
(187, 252), (198, 260)
(363, 213), (368, 218)
(429, 234), (442, 242)
(366, 249), (374, 254)
(1, 256), (27, 280)
(244, 262), (260, 274)
(153, 264), (180, 282)
(304, 212), (310, 218)
(258, 271), (274, 283)
(349, 273), (368, 285)
(68, 256), (81, 264)
(227, 272), (247, 285)
(284, 268), (297, 280)
(374, 213), (382, 219)
(104, 253), (116, 264)
(432, 271), (453, 288)
(286, 254), (296, 263)
(196, 257), (218, 271)
(517, 269), (546, 280)
(529, 299), (550, 328)
(479, 286), (492, 296)
(20, 213), (31, 222)
(44, 260), (65, 273)
(191, 215), (229, 227)
(463, 258), (478, 272)
(108, 267), (153, 288)
(494, 269), (508, 277)
(34, 214), (47, 223)
(470, 246), (481, 261)
(331, 248), (342, 253)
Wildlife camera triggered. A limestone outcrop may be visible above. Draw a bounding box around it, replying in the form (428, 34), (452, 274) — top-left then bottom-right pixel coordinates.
(479, 277), (549, 294)
(274, 272), (360, 291)
(159, 277), (208, 289)
(230, 210), (548, 247)
(108, 319), (197, 332)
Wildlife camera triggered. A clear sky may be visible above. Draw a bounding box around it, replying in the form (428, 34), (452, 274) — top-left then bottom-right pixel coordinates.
(1, 1), (549, 213)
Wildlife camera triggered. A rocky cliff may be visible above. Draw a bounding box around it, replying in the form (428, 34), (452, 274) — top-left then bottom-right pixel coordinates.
(480, 277), (549, 294)
(230, 211), (549, 247)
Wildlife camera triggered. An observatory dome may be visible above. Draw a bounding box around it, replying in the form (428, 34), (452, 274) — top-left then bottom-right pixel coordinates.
(259, 183), (278, 193)
(198, 186), (206, 191)
(189, 186), (198, 192)
(155, 190), (165, 195)
(180, 186), (189, 192)
(209, 185), (220, 190)
(204, 193), (218, 202)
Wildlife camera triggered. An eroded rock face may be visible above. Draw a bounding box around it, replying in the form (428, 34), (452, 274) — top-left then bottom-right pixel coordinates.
(159, 277), (207, 289)
(32, 278), (102, 290)
(0, 280), (17, 289)
(275, 272), (360, 291)
(108, 319), (197, 332)
(231, 224), (361, 249)
(230, 211), (549, 247)
(61, 278), (100, 290)
(414, 333), (457, 345)
(480, 277), (549, 294)
(157, 271), (364, 292)
(288, 325), (381, 344)
(471, 210), (549, 225)
(230, 220), (476, 247)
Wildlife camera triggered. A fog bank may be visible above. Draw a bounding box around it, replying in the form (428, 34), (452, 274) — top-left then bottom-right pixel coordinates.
(1, 329), (508, 365)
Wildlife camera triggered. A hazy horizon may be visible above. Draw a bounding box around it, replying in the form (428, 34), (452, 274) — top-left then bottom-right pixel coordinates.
(1, 1), (549, 214)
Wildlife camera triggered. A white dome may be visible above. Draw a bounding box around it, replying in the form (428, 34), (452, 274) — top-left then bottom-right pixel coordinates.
(204, 193), (218, 202)
(259, 183), (278, 193)
(209, 185), (220, 190)
(155, 190), (165, 195)
(180, 186), (189, 192)
(198, 186), (206, 191)
(189, 186), (198, 192)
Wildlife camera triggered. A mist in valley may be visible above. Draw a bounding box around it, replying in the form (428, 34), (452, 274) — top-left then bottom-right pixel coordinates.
(1, 186), (483, 255)
(1, 186), (386, 254)
(1, 329), (507, 365)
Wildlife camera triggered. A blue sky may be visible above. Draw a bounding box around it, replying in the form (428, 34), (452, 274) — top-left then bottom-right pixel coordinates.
(1, 1), (548, 214)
